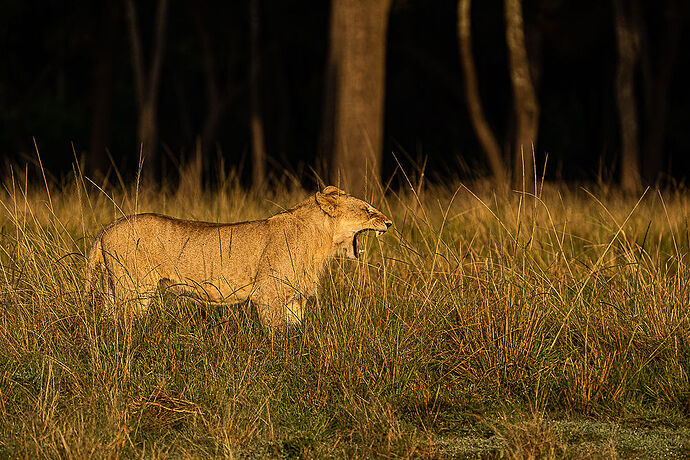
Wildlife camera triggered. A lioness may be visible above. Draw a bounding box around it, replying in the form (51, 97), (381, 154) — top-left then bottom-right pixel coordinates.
(85, 186), (392, 328)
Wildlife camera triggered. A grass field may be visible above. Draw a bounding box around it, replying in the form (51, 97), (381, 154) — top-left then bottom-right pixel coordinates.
(1, 168), (689, 457)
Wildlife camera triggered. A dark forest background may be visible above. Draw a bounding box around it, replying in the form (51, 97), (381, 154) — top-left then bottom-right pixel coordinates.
(1, 0), (689, 194)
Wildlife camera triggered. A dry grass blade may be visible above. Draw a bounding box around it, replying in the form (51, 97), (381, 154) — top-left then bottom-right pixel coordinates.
(0, 172), (688, 457)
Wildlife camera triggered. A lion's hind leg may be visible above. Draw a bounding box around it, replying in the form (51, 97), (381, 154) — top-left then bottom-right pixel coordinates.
(105, 267), (161, 318)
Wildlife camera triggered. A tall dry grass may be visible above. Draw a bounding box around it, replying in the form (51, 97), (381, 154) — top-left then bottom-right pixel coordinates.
(0, 164), (689, 457)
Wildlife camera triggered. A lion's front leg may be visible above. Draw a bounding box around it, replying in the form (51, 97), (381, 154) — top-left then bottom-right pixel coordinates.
(252, 282), (305, 329)
(284, 296), (305, 326)
(253, 253), (310, 330)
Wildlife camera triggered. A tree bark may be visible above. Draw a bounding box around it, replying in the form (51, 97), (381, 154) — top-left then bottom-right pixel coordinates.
(640, 0), (680, 185)
(125, 0), (168, 185)
(249, 0), (267, 188)
(458, 0), (506, 184)
(612, 0), (641, 193)
(189, 2), (221, 190)
(505, 0), (539, 192)
(137, 100), (157, 180)
(322, 0), (392, 198)
(188, 1), (244, 190)
(88, 4), (116, 178)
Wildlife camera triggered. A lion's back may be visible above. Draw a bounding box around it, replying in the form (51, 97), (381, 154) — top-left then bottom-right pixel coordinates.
(98, 213), (270, 283)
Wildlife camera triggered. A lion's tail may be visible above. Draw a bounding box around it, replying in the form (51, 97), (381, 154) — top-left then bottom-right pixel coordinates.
(84, 238), (104, 297)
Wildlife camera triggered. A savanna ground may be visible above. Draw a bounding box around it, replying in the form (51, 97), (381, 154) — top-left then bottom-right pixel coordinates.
(1, 164), (689, 458)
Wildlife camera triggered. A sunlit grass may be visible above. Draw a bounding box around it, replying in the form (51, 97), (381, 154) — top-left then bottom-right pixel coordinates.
(0, 165), (689, 457)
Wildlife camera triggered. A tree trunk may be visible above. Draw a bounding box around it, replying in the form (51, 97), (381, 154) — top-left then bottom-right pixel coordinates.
(505, 0), (539, 192)
(88, 4), (115, 179)
(250, 0), (266, 188)
(190, 1), (220, 189)
(137, 101), (157, 179)
(189, 1), (243, 189)
(612, 0), (641, 193)
(125, 0), (168, 185)
(458, 0), (506, 184)
(640, 0), (680, 185)
(322, 0), (392, 198)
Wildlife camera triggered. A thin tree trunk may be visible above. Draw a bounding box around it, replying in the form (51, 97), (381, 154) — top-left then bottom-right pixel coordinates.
(505, 0), (539, 192)
(640, 0), (680, 185)
(188, 1), (243, 190)
(190, 1), (220, 190)
(88, 4), (116, 178)
(249, 0), (266, 188)
(612, 0), (641, 193)
(458, 0), (506, 184)
(323, 0), (392, 198)
(125, 0), (168, 185)
(273, 48), (290, 161)
(137, 101), (157, 172)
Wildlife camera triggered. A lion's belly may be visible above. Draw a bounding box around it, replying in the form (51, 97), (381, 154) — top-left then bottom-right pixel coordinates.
(162, 274), (255, 304)
(158, 250), (257, 303)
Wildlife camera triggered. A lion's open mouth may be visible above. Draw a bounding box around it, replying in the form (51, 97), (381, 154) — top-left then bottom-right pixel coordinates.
(352, 228), (387, 259)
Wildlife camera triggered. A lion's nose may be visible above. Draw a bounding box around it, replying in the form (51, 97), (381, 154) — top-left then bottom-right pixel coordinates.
(385, 221), (392, 229)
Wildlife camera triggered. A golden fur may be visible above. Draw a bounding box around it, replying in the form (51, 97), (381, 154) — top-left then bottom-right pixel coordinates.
(85, 186), (392, 328)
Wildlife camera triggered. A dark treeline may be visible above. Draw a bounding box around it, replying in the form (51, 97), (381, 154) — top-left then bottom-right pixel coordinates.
(1, 0), (689, 193)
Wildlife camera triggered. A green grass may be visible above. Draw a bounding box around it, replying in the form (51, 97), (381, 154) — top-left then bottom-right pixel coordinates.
(1, 171), (690, 457)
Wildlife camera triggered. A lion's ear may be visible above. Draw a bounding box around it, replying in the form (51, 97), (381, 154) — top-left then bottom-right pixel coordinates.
(322, 186), (345, 196)
(316, 192), (339, 216)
